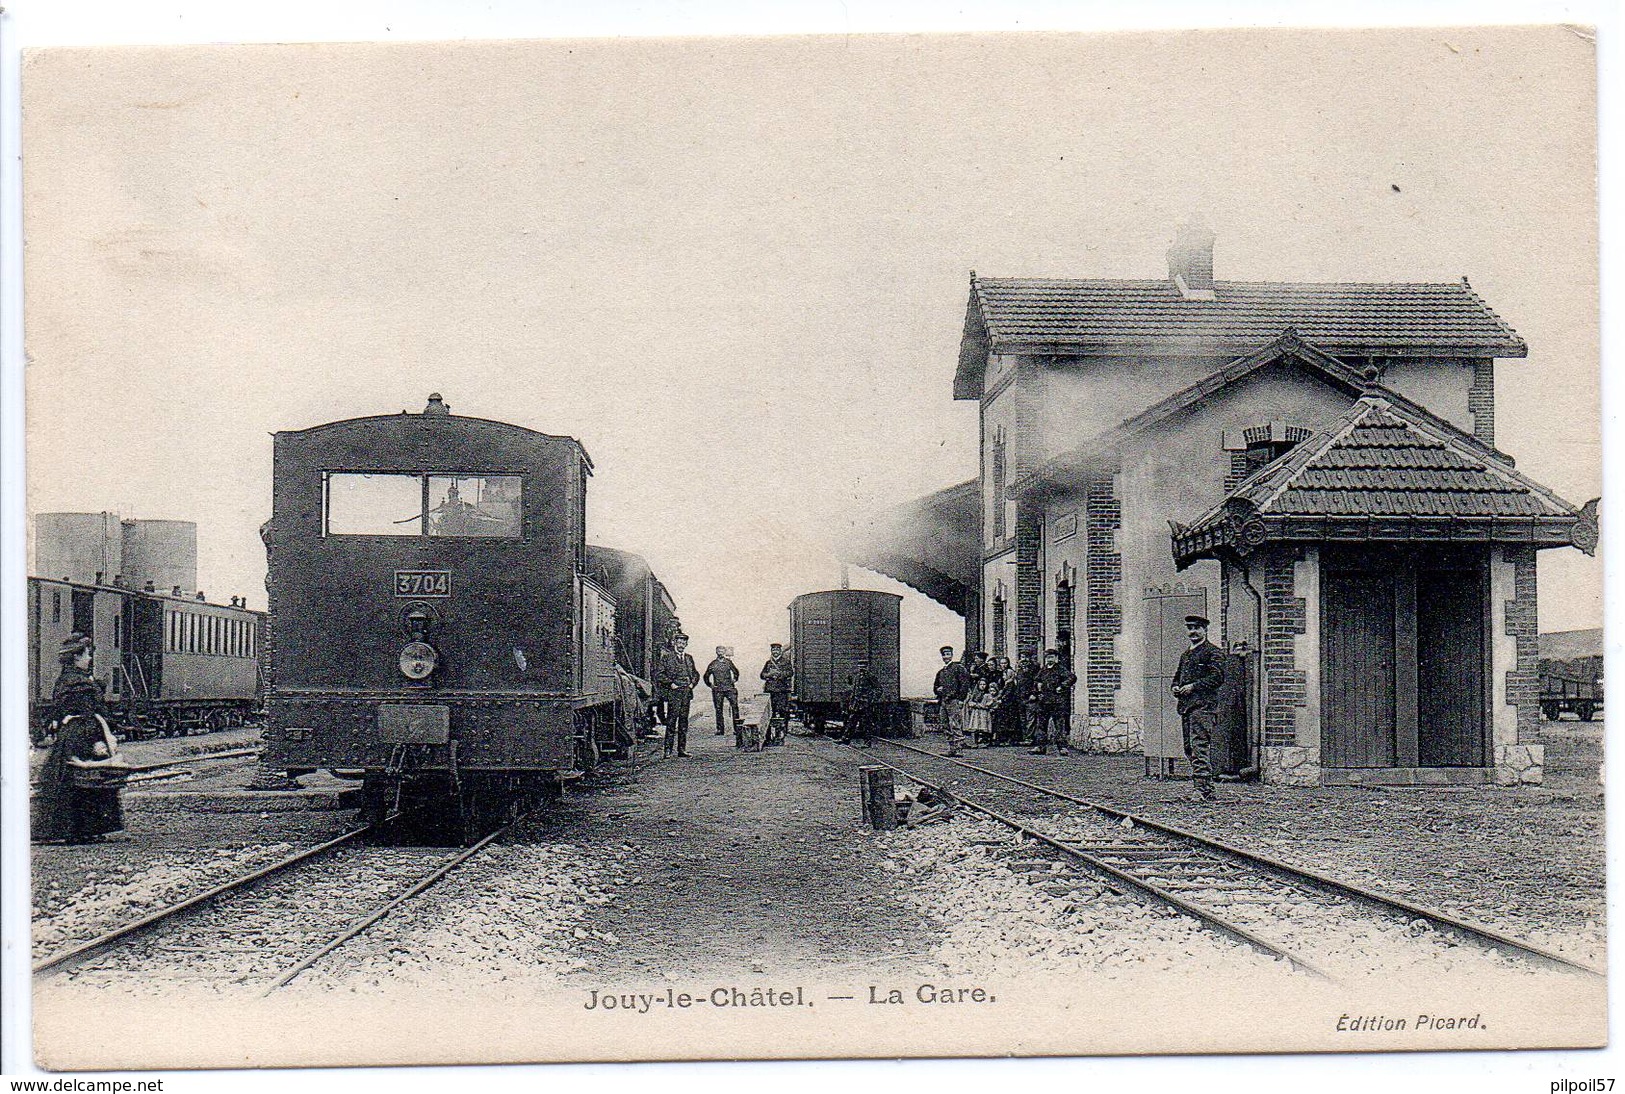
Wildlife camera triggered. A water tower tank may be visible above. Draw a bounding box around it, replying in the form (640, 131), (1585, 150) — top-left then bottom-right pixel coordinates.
(121, 519), (198, 595)
(33, 512), (121, 585)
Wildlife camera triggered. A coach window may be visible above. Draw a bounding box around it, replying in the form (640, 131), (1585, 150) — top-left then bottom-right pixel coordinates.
(427, 475), (521, 538)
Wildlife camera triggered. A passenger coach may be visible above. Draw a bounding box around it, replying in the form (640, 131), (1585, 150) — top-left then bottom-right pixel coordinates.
(261, 395), (624, 840)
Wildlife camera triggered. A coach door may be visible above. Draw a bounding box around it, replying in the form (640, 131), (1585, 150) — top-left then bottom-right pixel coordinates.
(1321, 562), (1397, 769)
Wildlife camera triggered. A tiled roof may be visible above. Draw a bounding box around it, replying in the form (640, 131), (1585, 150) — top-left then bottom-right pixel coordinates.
(1237, 401), (1571, 519)
(957, 275), (1525, 398)
(1172, 395), (1594, 565)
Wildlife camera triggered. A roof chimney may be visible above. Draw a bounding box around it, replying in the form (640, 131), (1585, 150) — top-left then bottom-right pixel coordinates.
(1167, 221), (1216, 301)
(423, 393), (451, 417)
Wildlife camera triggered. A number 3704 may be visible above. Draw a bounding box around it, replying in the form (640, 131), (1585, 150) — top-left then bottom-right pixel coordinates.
(395, 571), (451, 597)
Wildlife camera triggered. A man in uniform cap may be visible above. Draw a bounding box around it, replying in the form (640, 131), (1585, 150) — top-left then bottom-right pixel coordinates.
(760, 643), (794, 744)
(657, 633), (700, 758)
(703, 645), (742, 743)
(932, 646), (973, 756)
(841, 658), (881, 747)
(1171, 614), (1225, 800)
(1028, 648), (1076, 755)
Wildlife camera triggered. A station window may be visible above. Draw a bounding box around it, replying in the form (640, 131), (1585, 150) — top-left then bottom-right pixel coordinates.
(52, 591), (61, 623)
(325, 472), (522, 538)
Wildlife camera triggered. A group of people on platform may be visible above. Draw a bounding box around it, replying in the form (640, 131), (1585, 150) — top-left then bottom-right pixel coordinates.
(931, 615), (1226, 800)
(651, 634), (796, 756)
(932, 644), (1077, 757)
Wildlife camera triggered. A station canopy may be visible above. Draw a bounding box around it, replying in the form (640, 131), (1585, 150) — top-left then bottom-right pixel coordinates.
(837, 480), (979, 615)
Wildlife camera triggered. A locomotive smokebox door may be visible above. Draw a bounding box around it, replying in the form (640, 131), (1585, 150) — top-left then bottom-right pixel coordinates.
(378, 704), (451, 744)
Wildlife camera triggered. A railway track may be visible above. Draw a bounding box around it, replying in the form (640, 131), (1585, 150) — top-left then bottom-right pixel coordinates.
(34, 816), (528, 994)
(843, 737), (1603, 984)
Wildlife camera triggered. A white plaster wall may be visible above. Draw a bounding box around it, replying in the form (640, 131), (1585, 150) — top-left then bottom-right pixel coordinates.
(1036, 356), (1227, 462)
(981, 551), (1019, 658)
(980, 382), (1020, 551)
(1381, 359), (1475, 435)
(1294, 548), (1321, 750)
(1488, 547), (1519, 752)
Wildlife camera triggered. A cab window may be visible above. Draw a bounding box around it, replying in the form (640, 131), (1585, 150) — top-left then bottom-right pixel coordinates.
(326, 473), (424, 536)
(427, 476), (521, 538)
(325, 472), (522, 538)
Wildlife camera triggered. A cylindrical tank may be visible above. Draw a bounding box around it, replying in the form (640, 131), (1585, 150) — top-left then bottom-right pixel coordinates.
(33, 512), (122, 585)
(121, 520), (198, 596)
(788, 589), (901, 704)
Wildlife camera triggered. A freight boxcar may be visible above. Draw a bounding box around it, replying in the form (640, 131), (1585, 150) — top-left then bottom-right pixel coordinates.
(788, 589), (906, 735)
(1540, 655), (1603, 722)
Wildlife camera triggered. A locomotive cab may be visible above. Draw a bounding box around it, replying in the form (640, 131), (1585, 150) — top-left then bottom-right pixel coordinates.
(262, 396), (624, 842)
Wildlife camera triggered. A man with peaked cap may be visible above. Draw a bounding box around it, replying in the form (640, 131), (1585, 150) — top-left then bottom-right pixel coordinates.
(657, 633), (700, 758)
(841, 658), (881, 747)
(1028, 648), (1076, 755)
(760, 642), (794, 744)
(933, 645), (973, 756)
(703, 645), (742, 743)
(1171, 614), (1225, 800)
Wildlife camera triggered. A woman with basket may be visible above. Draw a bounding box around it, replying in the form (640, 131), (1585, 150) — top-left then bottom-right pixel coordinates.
(33, 634), (130, 844)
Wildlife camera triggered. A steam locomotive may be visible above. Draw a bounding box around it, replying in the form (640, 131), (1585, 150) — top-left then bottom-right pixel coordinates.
(260, 395), (670, 842)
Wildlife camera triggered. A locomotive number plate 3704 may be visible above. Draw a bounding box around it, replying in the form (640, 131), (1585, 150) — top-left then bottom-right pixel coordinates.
(395, 570), (451, 597)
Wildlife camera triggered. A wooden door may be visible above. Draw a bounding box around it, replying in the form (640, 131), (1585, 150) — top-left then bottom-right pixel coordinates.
(1321, 570), (1397, 768)
(1417, 562), (1487, 766)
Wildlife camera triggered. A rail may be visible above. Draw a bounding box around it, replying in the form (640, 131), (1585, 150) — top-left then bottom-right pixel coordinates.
(856, 737), (1603, 981)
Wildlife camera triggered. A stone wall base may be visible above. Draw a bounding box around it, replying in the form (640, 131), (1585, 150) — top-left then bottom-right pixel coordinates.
(1260, 745), (1321, 787)
(1075, 715), (1141, 754)
(1494, 743), (1545, 785)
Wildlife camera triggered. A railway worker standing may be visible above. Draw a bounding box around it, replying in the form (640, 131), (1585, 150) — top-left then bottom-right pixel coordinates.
(933, 646), (972, 757)
(1012, 651), (1040, 745)
(1028, 648), (1076, 756)
(1171, 614), (1225, 801)
(704, 646), (743, 744)
(33, 635), (128, 844)
(760, 643), (794, 744)
(658, 633), (700, 758)
(842, 659), (881, 747)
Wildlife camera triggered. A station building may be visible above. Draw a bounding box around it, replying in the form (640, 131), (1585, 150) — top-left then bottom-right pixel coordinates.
(907, 225), (1595, 787)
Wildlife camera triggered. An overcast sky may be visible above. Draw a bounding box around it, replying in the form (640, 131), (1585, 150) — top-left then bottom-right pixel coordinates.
(22, 26), (1599, 691)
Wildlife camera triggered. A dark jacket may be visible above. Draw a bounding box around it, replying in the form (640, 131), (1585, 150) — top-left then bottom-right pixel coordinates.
(1013, 662), (1039, 705)
(703, 657), (740, 693)
(1031, 664), (1076, 710)
(933, 661), (972, 703)
(657, 649), (699, 695)
(761, 656), (794, 694)
(51, 666), (107, 722)
(845, 668), (881, 707)
(1172, 639), (1226, 714)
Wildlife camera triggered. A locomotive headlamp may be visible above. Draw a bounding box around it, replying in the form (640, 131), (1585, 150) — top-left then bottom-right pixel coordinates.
(399, 641), (438, 681)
